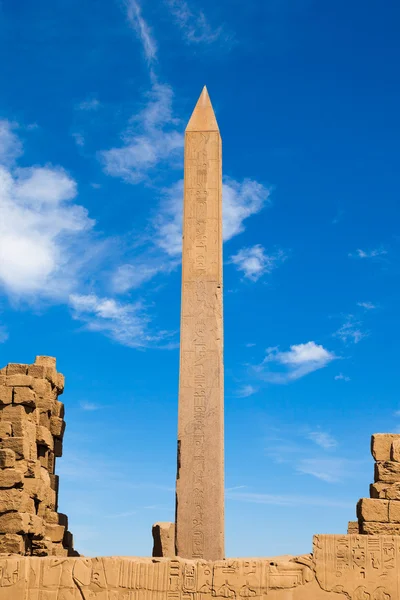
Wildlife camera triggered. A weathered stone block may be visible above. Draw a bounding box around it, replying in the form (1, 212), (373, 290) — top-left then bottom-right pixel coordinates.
(152, 522), (176, 557)
(371, 434), (400, 461)
(5, 375), (34, 388)
(36, 425), (54, 450)
(35, 356), (56, 368)
(1, 437), (30, 460)
(45, 523), (65, 543)
(54, 438), (62, 457)
(0, 421), (12, 439)
(50, 416), (64, 438)
(0, 488), (23, 512)
(347, 521), (359, 534)
(360, 521), (400, 535)
(392, 439), (400, 462)
(0, 386), (12, 405)
(388, 500), (400, 522)
(31, 535), (52, 556)
(0, 448), (15, 468)
(45, 510), (59, 524)
(370, 482), (389, 498)
(55, 401), (65, 419)
(0, 512), (31, 534)
(375, 461), (400, 483)
(51, 544), (68, 556)
(6, 364), (27, 375)
(13, 387), (36, 408)
(0, 533), (26, 554)
(0, 468), (23, 488)
(357, 498), (389, 522)
(58, 513), (68, 528)
(27, 364), (46, 378)
(16, 459), (41, 479)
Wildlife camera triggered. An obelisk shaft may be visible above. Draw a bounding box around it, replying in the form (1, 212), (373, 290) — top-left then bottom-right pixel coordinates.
(175, 87), (224, 561)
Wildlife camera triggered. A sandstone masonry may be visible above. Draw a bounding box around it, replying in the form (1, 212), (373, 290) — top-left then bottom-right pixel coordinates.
(0, 356), (78, 557)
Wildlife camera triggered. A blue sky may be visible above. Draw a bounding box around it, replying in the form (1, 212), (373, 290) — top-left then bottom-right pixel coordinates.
(1, 0), (400, 557)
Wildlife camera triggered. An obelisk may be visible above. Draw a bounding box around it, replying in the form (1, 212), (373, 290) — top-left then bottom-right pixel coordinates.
(175, 87), (224, 561)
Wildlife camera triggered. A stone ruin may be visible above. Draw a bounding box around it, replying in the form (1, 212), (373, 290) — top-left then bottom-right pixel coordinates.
(0, 356), (78, 558)
(1, 89), (400, 598)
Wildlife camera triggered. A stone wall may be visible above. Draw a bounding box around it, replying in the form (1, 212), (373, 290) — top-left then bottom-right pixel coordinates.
(0, 535), (398, 599)
(0, 356), (77, 557)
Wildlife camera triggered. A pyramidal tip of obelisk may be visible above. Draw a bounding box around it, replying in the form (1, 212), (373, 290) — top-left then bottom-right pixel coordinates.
(186, 86), (219, 132)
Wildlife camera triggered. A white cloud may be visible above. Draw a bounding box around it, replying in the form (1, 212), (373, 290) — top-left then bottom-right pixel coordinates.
(0, 120), (23, 165)
(0, 326), (8, 343)
(226, 490), (352, 508)
(80, 401), (101, 411)
(335, 373), (351, 382)
(256, 341), (336, 383)
(334, 315), (368, 344)
(0, 127), (94, 298)
(166, 0), (228, 45)
(357, 301), (376, 310)
(72, 133), (85, 147)
(349, 247), (387, 259)
(223, 178), (271, 241)
(101, 83), (183, 183)
(296, 458), (348, 483)
(76, 98), (100, 111)
(124, 0), (158, 64)
(69, 293), (170, 348)
(230, 244), (285, 281)
(307, 430), (337, 449)
(236, 384), (257, 398)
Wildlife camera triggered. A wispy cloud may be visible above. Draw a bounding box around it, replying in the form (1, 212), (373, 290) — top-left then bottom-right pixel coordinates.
(124, 0), (157, 64)
(0, 121), (95, 299)
(357, 301), (376, 310)
(69, 293), (172, 349)
(255, 341), (336, 384)
(307, 430), (337, 449)
(236, 384), (257, 398)
(166, 0), (230, 45)
(335, 373), (351, 382)
(72, 132), (85, 147)
(296, 458), (348, 483)
(230, 244), (286, 282)
(349, 247), (387, 259)
(0, 120), (22, 165)
(101, 83), (183, 183)
(76, 98), (101, 111)
(80, 401), (101, 411)
(334, 315), (368, 344)
(223, 178), (271, 240)
(226, 489), (352, 508)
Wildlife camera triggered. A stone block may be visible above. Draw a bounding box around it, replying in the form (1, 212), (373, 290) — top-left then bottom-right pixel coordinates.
(31, 535), (52, 556)
(0, 449), (15, 468)
(51, 544), (68, 556)
(1, 437), (30, 460)
(16, 459), (41, 479)
(0, 533), (26, 554)
(48, 451), (55, 474)
(55, 401), (65, 419)
(6, 364), (27, 375)
(0, 422), (12, 439)
(54, 438), (62, 457)
(36, 425), (54, 450)
(371, 434), (400, 461)
(0, 468), (23, 488)
(357, 498), (389, 522)
(0, 512), (31, 534)
(45, 523), (65, 543)
(13, 387), (36, 408)
(0, 488), (23, 512)
(347, 521), (359, 534)
(152, 522), (176, 557)
(39, 467), (51, 487)
(375, 461), (400, 483)
(58, 513), (68, 528)
(49, 474), (59, 494)
(45, 510), (59, 524)
(360, 521), (400, 535)
(50, 416), (65, 438)
(370, 482), (389, 498)
(30, 514), (44, 536)
(392, 439), (400, 462)
(0, 386), (12, 405)
(32, 378), (53, 398)
(27, 364), (46, 378)
(63, 529), (73, 549)
(35, 356), (56, 368)
(39, 411), (51, 428)
(389, 500), (400, 522)
(5, 375), (34, 388)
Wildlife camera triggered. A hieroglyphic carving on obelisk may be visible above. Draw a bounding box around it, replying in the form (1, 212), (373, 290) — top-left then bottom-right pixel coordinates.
(175, 87), (224, 561)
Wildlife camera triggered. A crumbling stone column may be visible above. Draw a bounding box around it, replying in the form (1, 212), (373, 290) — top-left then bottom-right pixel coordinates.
(352, 433), (400, 535)
(0, 356), (78, 556)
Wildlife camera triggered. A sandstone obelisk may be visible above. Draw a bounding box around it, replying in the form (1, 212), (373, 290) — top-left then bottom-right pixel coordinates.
(175, 87), (224, 561)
